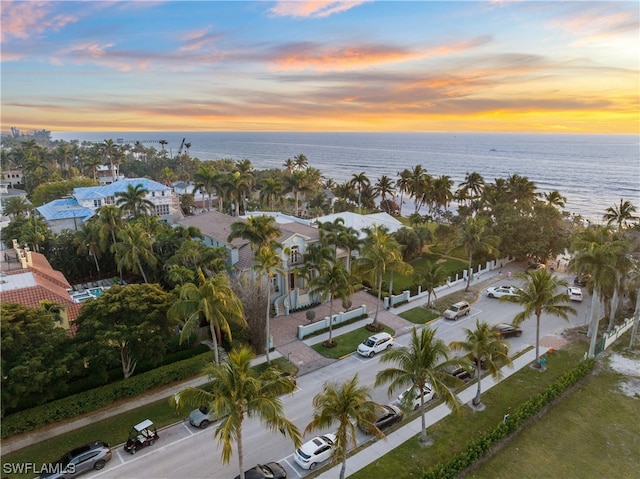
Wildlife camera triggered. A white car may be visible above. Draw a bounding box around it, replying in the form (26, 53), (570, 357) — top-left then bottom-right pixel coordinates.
(568, 287), (583, 302)
(294, 433), (336, 470)
(486, 285), (518, 298)
(356, 332), (393, 357)
(396, 384), (435, 410)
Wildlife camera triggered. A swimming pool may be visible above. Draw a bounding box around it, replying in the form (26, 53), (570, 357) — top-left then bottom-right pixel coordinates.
(70, 286), (105, 303)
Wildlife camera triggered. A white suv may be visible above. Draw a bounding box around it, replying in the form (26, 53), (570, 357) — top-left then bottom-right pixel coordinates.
(357, 332), (394, 357)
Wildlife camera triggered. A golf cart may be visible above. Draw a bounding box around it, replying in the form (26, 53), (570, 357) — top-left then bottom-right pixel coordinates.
(124, 419), (159, 454)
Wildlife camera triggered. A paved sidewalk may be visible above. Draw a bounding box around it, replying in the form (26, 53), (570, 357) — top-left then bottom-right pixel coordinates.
(316, 347), (540, 479)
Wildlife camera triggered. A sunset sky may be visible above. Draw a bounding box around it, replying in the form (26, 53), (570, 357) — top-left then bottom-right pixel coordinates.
(1, 0), (638, 133)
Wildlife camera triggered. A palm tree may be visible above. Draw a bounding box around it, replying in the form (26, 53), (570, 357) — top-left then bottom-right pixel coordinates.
(259, 177), (283, 211)
(453, 216), (499, 292)
(430, 175), (454, 212)
(228, 215), (281, 251)
(407, 164), (430, 214)
(284, 171), (310, 217)
(544, 190), (567, 209)
(112, 223), (157, 283)
(96, 205), (123, 253)
(375, 327), (460, 443)
(450, 319), (512, 406)
(603, 198), (638, 232)
(253, 245), (284, 364)
(373, 175), (395, 206)
(355, 225), (405, 327)
(308, 260), (353, 346)
(1, 196), (30, 217)
(225, 170), (253, 217)
(167, 269), (245, 365)
(350, 172), (370, 213)
(502, 269), (576, 367)
(73, 220), (103, 276)
(304, 374), (380, 479)
(456, 171), (485, 205)
(395, 168), (412, 214)
(115, 183), (155, 218)
(172, 346), (300, 479)
(194, 164), (218, 211)
(293, 154), (308, 171)
(413, 261), (447, 307)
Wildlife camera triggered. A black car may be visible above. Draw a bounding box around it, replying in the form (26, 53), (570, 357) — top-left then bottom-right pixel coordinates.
(443, 363), (474, 381)
(359, 404), (403, 434)
(234, 462), (287, 479)
(492, 323), (523, 338)
(40, 441), (112, 479)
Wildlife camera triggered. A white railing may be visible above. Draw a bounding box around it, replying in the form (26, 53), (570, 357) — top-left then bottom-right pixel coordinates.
(297, 305), (367, 339)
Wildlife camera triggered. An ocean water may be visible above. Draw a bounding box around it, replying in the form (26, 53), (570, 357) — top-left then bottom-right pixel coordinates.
(54, 131), (639, 222)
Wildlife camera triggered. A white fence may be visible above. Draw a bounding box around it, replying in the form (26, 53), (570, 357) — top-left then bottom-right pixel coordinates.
(600, 316), (635, 352)
(297, 305), (367, 340)
(386, 257), (513, 308)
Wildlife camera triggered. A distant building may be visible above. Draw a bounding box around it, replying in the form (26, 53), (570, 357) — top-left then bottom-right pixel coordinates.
(0, 169), (24, 188)
(313, 211), (405, 238)
(37, 178), (183, 234)
(0, 181), (29, 229)
(0, 241), (81, 333)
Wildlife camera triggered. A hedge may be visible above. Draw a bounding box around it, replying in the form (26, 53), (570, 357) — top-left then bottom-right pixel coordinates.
(422, 358), (596, 479)
(1, 351), (214, 439)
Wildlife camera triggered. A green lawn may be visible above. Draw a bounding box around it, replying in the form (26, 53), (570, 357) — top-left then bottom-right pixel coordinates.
(398, 306), (440, 324)
(311, 324), (396, 359)
(350, 343), (589, 479)
(382, 252), (468, 294)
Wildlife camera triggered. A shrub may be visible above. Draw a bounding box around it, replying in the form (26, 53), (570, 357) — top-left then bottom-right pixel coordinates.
(306, 310), (316, 322)
(1, 351), (214, 439)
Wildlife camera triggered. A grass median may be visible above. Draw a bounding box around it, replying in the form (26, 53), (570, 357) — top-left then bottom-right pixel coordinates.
(310, 323), (396, 359)
(350, 341), (589, 479)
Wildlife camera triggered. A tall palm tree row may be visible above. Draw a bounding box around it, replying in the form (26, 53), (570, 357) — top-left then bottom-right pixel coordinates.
(167, 269), (246, 365)
(172, 346), (300, 479)
(355, 225), (409, 327)
(453, 216), (499, 292)
(307, 259), (354, 347)
(304, 374), (380, 479)
(502, 269), (576, 366)
(603, 198), (639, 232)
(375, 327), (460, 443)
(450, 319), (512, 406)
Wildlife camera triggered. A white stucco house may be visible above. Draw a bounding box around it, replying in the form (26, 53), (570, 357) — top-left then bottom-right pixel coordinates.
(37, 178), (183, 234)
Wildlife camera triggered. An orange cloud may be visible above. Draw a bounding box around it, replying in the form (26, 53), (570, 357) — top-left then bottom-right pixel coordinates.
(0, 0), (78, 43)
(271, 35), (491, 71)
(269, 1), (369, 18)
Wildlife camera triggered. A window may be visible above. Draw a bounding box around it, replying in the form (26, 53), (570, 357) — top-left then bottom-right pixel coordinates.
(93, 199), (102, 208)
(155, 204), (170, 215)
(290, 246), (300, 264)
(104, 196), (114, 205)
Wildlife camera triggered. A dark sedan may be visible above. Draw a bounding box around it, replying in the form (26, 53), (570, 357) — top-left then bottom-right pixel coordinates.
(359, 404), (403, 434)
(492, 323), (523, 338)
(234, 462), (287, 479)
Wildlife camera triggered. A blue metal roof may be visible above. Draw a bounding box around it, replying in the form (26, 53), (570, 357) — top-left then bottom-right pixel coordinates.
(37, 198), (96, 221)
(73, 178), (170, 201)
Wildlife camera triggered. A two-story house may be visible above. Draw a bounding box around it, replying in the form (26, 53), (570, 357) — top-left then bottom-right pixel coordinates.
(177, 210), (322, 316)
(37, 178), (183, 234)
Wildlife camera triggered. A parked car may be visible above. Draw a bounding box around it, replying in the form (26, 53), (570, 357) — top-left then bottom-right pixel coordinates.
(357, 332), (394, 357)
(396, 383), (435, 410)
(359, 404), (403, 434)
(574, 275), (589, 286)
(443, 363), (474, 382)
(235, 463), (287, 479)
(527, 262), (546, 271)
(567, 286), (583, 302)
(293, 433), (336, 470)
(486, 285), (518, 298)
(443, 301), (471, 320)
(123, 419), (159, 454)
(40, 440), (112, 479)
(189, 406), (216, 429)
(492, 323), (523, 338)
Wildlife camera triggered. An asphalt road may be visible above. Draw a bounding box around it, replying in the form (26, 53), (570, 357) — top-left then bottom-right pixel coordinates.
(90, 274), (589, 479)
